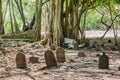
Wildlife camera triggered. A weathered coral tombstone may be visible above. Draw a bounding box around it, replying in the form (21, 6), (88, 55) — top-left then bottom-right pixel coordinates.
(16, 52), (27, 69)
(96, 54), (101, 57)
(29, 56), (39, 63)
(45, 50), (57, 67)
(74, 42), (79, 50)
(98, 52), (109, 69)
(118, 66), (120, 71)
(78, 51), (86, 57)
(56, 47), (66, 63)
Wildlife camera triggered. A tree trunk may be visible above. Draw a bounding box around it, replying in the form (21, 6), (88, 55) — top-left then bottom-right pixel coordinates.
(48, 0), (55, 46)
(8, 0), (14, 33)
(11, 0), (20, 33)
(64, 0), (69, 37)
(15, 0), (27, 32)
(0, 0), (4, 34)
(64, 0), (79, 40)
(55, 0), (64, 46)
(80, 11), (87, 43)
(69, 0), (74, 38)
(34, 0), (42, 41)
(72, 0), (79, 41)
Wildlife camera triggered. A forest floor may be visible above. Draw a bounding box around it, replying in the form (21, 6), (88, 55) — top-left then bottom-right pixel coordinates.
(86, 30), (120, 38)
(0, 30), (120, 80)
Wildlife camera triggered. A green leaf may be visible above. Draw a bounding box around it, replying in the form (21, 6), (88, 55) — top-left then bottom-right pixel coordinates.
(24, 2), (28, 6)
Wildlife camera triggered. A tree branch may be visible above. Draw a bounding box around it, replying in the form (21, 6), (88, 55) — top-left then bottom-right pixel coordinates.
(95, 8), (110, 28)
(42, 0), (50, 5)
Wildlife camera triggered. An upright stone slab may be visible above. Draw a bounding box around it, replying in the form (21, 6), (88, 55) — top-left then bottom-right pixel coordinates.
(91, 41), (98, 48)
(16, 52), (27, 69)
(96, 54), (101, 57)
(56, 47), (66, 63)
(29, 56), (39, 63)
(74, 42), (79, 50)
(99, 52), (109, 69)
(118, 66), (120, 71)
(108, 39), (112, 43)
(45, 50), (57, 67)
(78, 51), (86, 57)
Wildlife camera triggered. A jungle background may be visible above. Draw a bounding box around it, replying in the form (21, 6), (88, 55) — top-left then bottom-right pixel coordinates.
(0, 0), (120, 80)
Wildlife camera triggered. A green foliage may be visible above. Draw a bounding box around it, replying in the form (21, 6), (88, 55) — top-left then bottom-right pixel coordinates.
(79, 10), (103, 30)
(24, 1), (28, 6)
(80, 0), (120, 30)
(2, 0), (35, 33)
(2, 0), (120, 34)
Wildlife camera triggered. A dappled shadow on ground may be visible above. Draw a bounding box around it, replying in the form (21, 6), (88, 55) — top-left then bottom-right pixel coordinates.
(1, 30), (120, 80)
(0, 42), (120, 80)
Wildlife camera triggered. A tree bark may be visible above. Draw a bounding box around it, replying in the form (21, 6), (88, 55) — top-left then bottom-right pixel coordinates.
(0, 0), (4, 34)
(80, 11), (87, 43)
(11, 0), (20, 33)
(34, 0), (42, 41)
(15, 0), (27, 32)
(8, 0), (14, 33)
(72, 0), (79, 40)
(55, 0), (64, 46)
(48, 0), (55, 46)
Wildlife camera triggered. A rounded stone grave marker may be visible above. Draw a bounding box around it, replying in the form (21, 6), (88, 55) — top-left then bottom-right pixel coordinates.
(99, 52), (109, 69)
(78, 51), (86, 57)
(118, 66), (120, 71)
(45, 50), (57, 67)
(96, 54), (101, 57)
(56, 47), (66, 63)
(108, 39), (112, 43)
(16, 52), (27, 69)
(74, 42), (79, 50)
(29, 56), (39, 63)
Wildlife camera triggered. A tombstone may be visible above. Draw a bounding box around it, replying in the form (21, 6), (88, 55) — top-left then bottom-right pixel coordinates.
(101, 43), (104, 48)
(56, 47), (66, 63)
(91, 40), (97, 48)
(45, 50), (57, 67)
(96, 54), (101, 57)
(84, 39), (90, 47)
(118, 66), (120, 71)
(74, 42), (79, 50)
(108, 39), (112, 43)
(16, 52), (27, 69)
(29, 56), (39, 63)
(98, 52), (109, 69)
(78, 51), (86, 57)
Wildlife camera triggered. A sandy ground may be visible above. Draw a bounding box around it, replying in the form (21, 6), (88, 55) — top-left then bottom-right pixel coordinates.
(86, 30), (120, 38)
(0, 30), (120, 80)
(0, 47), (120, 80)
